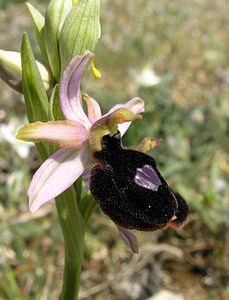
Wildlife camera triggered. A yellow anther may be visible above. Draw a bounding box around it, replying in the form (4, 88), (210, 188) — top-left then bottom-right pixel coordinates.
(72, 0), (78, 4)
(91, 60), (101, 79)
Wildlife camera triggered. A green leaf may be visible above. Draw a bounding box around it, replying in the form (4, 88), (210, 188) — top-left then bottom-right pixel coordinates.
(26, 2), (48, 63)
(59, 0), (101, 74)
(44, 0), (72, 80)
(21, 33), (49, 123)
(50, 84), (65, 120)
(21, 33), (50, 159)
(3, 261), (23, 300)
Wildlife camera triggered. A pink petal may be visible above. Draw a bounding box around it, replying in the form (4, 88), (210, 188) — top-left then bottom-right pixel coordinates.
(117, 226), (139, 254)
(17, 120), (88, 148)
(107, 97), (144, 135)
(28, 146), (89, 213)
(59, 51), (93, 128)
(83, 93), (102, 124)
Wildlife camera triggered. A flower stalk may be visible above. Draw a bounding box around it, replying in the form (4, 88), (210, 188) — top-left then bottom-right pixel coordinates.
(56, 187), (85, 300)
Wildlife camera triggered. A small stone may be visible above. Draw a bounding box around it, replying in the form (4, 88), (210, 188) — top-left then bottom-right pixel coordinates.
(147, 290), (184, 300)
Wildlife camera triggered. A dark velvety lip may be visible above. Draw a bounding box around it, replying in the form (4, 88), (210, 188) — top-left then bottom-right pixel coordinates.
(90, 132), (189, 232)
(167, 188), (189, 228)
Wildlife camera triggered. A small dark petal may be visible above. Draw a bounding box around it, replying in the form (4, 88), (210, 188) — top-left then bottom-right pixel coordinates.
(168, 189), (189, 228)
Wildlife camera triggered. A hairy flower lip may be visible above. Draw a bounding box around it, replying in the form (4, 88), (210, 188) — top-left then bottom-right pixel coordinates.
(167, 189), (189, 228)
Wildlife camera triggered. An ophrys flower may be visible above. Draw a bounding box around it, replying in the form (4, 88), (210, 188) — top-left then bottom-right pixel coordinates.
(17, 51), (144, 214)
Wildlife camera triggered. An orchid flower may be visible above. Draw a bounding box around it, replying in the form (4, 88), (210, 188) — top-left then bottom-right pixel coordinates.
(17, 51), (144, 253)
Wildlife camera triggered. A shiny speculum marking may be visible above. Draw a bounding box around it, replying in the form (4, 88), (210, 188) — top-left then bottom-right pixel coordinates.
(135, 164), (162, 191)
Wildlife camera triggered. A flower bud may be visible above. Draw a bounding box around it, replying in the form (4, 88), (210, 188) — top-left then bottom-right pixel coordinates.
(0, 50), (22, 92)
(0, 50), (52, 92)
(59, 0), (101, 74)
(44, 0), (72, 80)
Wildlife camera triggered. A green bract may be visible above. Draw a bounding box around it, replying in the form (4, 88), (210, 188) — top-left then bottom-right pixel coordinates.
(26, 3), (48, 63)
(21, 33), (50, 158)
(44, 0), (72, 80)
(59, 0), (101, 74)
(21, 33), (49, 123)
(50, 84), (65, 120)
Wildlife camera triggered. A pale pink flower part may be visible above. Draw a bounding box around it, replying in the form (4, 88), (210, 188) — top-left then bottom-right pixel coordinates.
(106, 97), (144, 136)
(17, 120), (88, 148)
(59, 51), (93, 128)
(83, 93), (102, 123)
(117, 226), (139, 254)
(29, 146), (89, 213)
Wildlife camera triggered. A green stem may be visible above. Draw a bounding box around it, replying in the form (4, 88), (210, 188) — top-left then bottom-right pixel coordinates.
(55, 186), (85, 300)
(60, 254), (82, 300)
(79, 193), (97, 226)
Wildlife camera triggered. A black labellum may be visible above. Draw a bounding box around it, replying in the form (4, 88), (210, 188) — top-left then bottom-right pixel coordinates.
(90, 132), (189, 231)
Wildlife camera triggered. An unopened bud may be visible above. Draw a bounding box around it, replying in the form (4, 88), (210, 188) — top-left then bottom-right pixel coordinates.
(0, 50), (52, 92)
(44, 0), (72, 80)
(59, 0), (101, 74)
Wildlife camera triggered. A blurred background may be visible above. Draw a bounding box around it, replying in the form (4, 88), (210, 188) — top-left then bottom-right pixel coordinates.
(0, 0), (228, 299)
